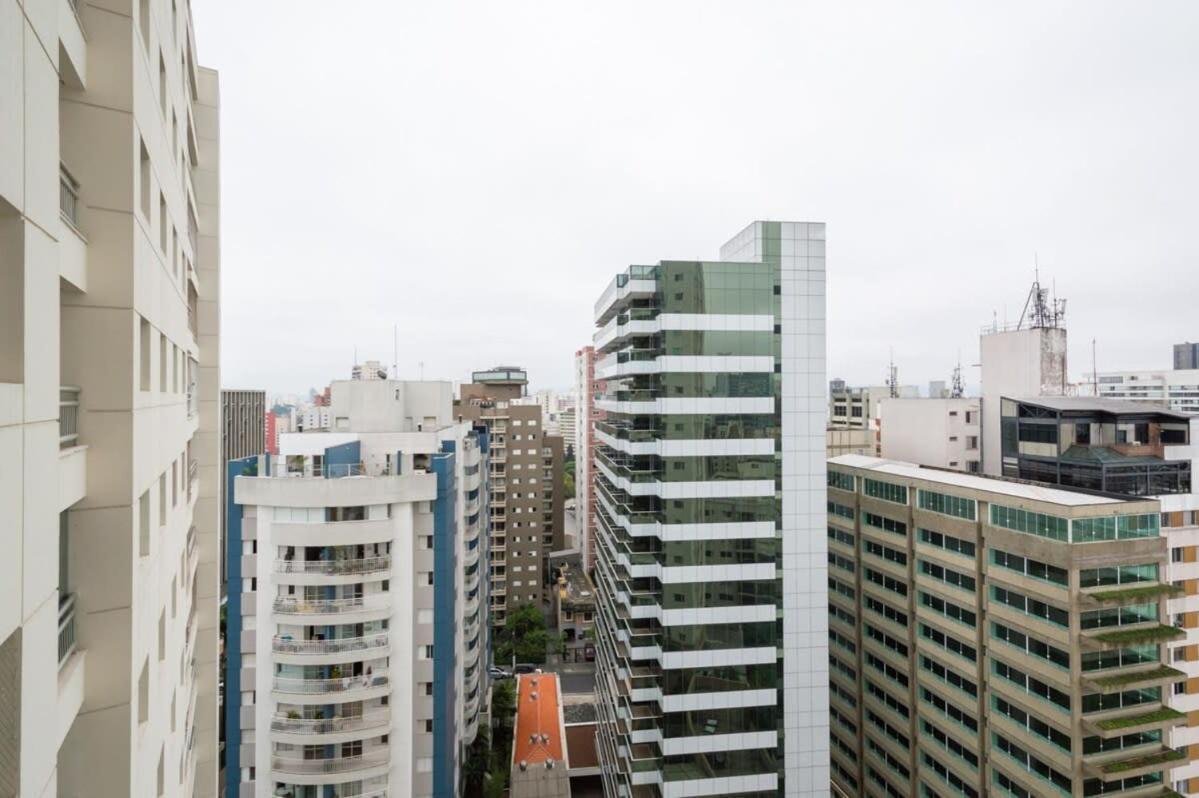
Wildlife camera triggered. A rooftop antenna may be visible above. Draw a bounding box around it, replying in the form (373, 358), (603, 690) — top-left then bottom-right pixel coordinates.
(951, 356), (965, 399)
(886, 352), (898, 399)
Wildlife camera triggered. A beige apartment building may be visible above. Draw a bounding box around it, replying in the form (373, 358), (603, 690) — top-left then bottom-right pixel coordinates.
(456, 367), (564, 628)
(828, 454), (1187, 798)
(0, 0), (220, 795)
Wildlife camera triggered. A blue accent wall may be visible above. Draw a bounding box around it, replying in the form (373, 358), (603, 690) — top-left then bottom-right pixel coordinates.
(323, 440), (361, 477)
(431, 443), (459, 798)
(223, 455), (259, 798)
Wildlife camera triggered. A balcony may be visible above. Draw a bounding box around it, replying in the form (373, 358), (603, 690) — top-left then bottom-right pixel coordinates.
(275, 556), (391, 578)
(270, 709), (391, 737)
(271, 747), (390, 776)
(272, 670), (390, 696)
(272, 594), (390, 617)
(59, 386), (80, 448)
(58, 594), (78, 667)
(272, 634), (389, 657)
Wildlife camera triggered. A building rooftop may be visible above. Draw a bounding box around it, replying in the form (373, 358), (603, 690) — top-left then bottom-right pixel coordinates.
(1059, 445), (1165, 465)
(513, 673), (565, 766)
(558, 566), (595, 606)
(829, 454), (1125, 506)
(1013, 396), (1194, 420)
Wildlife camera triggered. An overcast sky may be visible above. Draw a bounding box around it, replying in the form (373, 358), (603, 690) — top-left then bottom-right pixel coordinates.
(196, 1), (1199, 397)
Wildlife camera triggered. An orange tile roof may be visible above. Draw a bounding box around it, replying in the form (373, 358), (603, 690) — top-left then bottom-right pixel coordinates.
(513, 673), (565, 766)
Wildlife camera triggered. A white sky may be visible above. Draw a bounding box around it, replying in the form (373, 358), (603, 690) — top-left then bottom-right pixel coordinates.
(196, 1), (1199, 396)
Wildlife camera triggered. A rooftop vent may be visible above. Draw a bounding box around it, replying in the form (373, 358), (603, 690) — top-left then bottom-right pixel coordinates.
(546, 759), (555, 769)
(519, 760), (528, 771)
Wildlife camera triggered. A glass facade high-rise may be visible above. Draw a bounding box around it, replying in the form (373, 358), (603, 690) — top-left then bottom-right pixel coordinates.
(590, 221), (829, 798)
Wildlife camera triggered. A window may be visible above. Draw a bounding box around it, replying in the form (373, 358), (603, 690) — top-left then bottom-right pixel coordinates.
(139, 0), (150, 50)
(159, 192), (168, 251)
(920, 559), (975, 592)
(918, 489), (976, 520)
(159, 333), (167, 391)
(863, 478), (907, 504)
(159, 53), (168, 116)
(991, 586), (1069, 627)
(1074, 514), (1160, 543)
(1079, 563), (1158, 588)
(989, 503), (1068, 542)
(140, 316), (152, 391)
(158, 611), (166, 660)
(158, 474), (166, 526)
(139, 490), (151, 555)
(828, 470), (855, 492)
(992, 659), (1070, 711)
(990, 549), (1068, 586)
(140, 138), (152, 219)
(138, 660), (149, 723)
(920, 528), (975, 558)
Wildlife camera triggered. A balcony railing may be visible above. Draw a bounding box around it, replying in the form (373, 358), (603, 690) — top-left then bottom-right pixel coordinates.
(275, 556), (391, 577)
(272, 670), (390, 695)
(271, 748), (390, 775)
(187, 383), (198, 417)
(272, 595), (389, 616)
(186, 525), (197, 560)
(59, 165), (80, 230)
(60, 386), (80, 448)
(189, 459), (199, 483)
(272, 633), (389, 656)
(58, 593), (78, 667)
(270, 709), (391, 735)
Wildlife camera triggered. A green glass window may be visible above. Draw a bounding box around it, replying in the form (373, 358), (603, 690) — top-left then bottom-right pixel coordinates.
(864, 512), (907, 537)
(990, 549), (1068, 586)
(992, 695), (1071, 752)
(992, 622), (1069, 669)
(918, 489), (976, 520)
(828, 470), (855, 492)
(1079, 563), (1158, 588)
(1079, 602), (1158, 630)
(1072, 513), (1161, 543)
(989, 503), (1068, 542)
(920, 591), (977, 627)
(827, 501), (854, 520)
(920, 528), (976, 558)
(990, 586), (1069, 627)
(992, 733), (1072, 794)
(1081, 645), (1159, 672)
(992, 659), (1070, 711)
(863, 478), (908, 504)
(1081, 686), (1160, 714)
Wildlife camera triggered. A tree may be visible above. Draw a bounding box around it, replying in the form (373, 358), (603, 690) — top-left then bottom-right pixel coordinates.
(494, 603), (550, 665)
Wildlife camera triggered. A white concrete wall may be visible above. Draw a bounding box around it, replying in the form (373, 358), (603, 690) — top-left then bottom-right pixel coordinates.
(879, 397), (980, 471)
(979, 327), (1067, 475)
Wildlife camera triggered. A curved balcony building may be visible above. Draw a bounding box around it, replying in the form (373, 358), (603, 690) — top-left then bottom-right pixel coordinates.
(227, 379), (490, 798)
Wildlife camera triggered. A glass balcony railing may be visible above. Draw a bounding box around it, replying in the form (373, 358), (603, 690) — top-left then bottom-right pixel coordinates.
(270, 709), (390, 735)
(275, 556), (391, 577)
(59, 386), (80, 448)
(271, 747), (390, 775)
(272, 670), (390, 695)
(272, 595), (390, 615)
(272, 634), (389, 656)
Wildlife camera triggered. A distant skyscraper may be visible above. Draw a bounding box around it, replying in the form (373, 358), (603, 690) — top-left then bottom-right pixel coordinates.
(220, 390), (266, 594)
(591, 220), (828, 796)
(352, 360), (388, 381)
(830, 377), (847, 396)
(456, 367), (565, 626)
(1175, 342), (1199, 370)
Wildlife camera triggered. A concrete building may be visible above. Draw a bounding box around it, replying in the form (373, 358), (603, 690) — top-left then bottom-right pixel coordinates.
(1176, 343), (1199, 371)
(979, 323), (1068, 476)
(1092, 369), (1199, 415)
(556, 407), (577, 458)
(574, 346), (604, 574)
(0, 1), (220, 795)
(456, 368), (565, 627)
(879, 397), (982, 473)
(299, 405), (330, 432)
(351, 360), (388, 382)
(828, 427), (877, 458)
(828, 454), (1186, 798)
(226, 379), (490, 798)
(265, 410), (278, 455)
(221, 390), (266, 592)
(552, 562), (595, 663)
(511, 673), (570, 798)
(591, 220), (829, 797)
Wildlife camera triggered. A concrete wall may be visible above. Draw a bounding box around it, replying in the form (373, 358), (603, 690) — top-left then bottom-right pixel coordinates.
(879, 397), (980, 471)
(980, 327), (1067, 475)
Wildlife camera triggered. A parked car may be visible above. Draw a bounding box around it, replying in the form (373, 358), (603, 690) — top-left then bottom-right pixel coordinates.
(513, 663), (538, 675)
(488, 666), (511, 679)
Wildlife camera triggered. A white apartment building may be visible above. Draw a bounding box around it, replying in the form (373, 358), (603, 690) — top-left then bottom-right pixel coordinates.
(1, 1), (220, 796)
(227, 379), (489, 798)
(1092, 369), (1199, 414)
(879, 396), (981, 472)
(300, 405), (331, 432)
